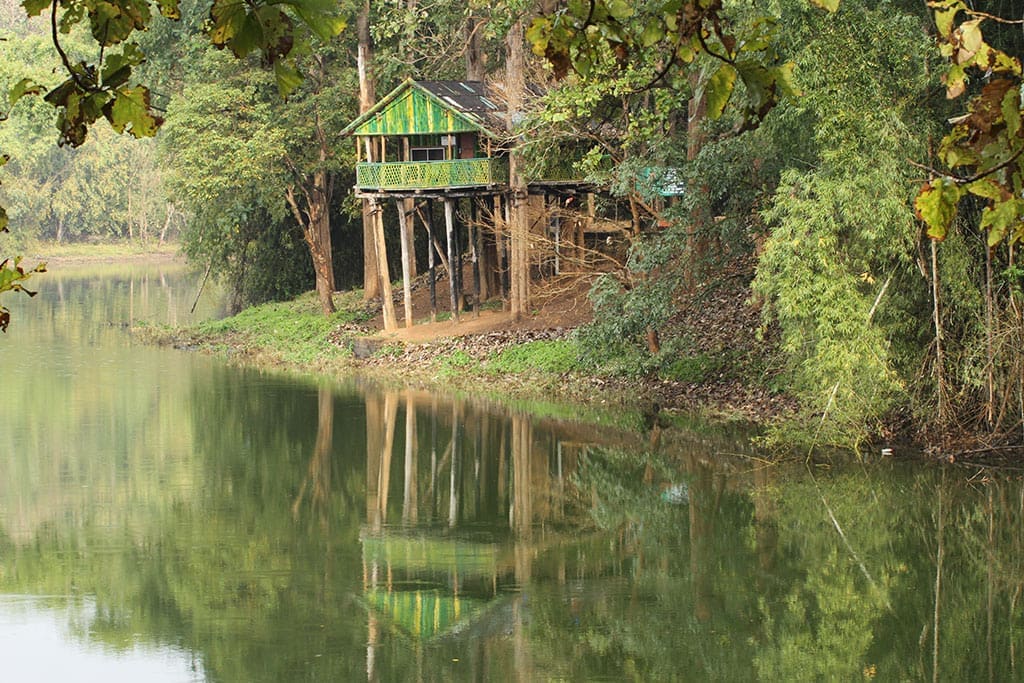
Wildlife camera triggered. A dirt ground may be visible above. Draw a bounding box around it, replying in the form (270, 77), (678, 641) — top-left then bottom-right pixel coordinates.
(346, 257), (796, 424)
(364, 265), (597, 343)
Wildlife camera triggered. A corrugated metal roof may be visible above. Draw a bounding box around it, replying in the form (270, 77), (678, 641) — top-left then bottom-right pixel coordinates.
(416, 81), (502, 116)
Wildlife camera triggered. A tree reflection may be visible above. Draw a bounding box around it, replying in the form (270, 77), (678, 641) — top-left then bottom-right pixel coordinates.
(291, 385), (335, 528)
(6, 367), (1024, 681)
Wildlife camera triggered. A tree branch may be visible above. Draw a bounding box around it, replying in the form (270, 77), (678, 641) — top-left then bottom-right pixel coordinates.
(51, 0), (86, 91)
(908, 143), (1024, 186)
(696, 26), (734, 66)
(965, 10), (1024, 25)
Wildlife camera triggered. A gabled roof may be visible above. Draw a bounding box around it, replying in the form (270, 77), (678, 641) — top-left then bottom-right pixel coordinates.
(340, 78), (507, 138)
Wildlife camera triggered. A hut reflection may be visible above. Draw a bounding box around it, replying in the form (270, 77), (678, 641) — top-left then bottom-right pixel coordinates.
(360, 391), (591, 679)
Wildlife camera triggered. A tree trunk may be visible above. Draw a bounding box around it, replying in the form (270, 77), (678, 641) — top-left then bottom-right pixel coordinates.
(465, 12), (484, 80)
(283, 78), (336, 317)
(686, 67), (709, 287)
(932, 238), (946, 421)
(506, 18), (529, 321)
(160, 203), (174, 245)
(286, 169), (336, 316)
(425, 201), (437, 321)
(985, 242), (995, 428)
(358, 0), (380, 301)
(127, 190), (134, 241)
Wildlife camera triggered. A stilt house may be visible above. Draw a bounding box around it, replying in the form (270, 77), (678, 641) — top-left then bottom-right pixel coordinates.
(344, 79), (509, 194)
(341, 78), (604, 331)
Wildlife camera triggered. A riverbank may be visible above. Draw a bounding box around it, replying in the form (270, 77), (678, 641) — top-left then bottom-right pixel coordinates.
(14, 240), (181, 267)
(137, 260), (797, 439)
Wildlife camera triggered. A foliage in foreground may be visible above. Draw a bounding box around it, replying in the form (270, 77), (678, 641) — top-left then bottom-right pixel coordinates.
(0, 253), (44, 332)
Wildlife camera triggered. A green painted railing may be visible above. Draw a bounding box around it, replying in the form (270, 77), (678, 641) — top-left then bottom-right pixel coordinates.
(355, 157), (509, 190)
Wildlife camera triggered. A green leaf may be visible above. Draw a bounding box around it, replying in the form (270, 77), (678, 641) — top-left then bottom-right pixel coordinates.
(966, 179), (1006, 201)
(955, 19), (982, 65)
(930, 1), (963, 38)
(706, 64), (737, 120)
(606, 0), (633, 21)
(209, 0), (250, 55)
(156, 0), (179, 19)
(980, 199), (1023, 246)
(526, 18), (551, 56)
(274, 62), (303, 99)
(639, 19), (664, 48)
(21, 0), (49, 17)
(1003, 86), (1021, 139)
(575, 52), (592, 78)
(44, 78), (79, 108)
(808, 0), (839, 11)
(914, 178), (960, 241)
(944, 62), (966, 99)
(288, 0), (346, 42)
(0, 205), (7, 232)
(9, 78), (42, 107)
(89, 0), (150, 45)
(103, 86), (162, 137)
(773, 62), (800, 99)
(102, 44), (144, 88)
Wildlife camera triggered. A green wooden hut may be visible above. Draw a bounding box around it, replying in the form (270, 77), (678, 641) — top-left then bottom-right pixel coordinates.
(340, 79), (602, 332)
(341, 78), (509, 195)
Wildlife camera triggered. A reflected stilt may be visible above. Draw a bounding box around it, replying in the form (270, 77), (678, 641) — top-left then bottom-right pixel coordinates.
(403, 391), (418, 525)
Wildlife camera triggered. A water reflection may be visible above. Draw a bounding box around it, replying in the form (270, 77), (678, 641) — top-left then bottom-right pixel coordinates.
(0, 595), (204, 682)
(3, 262), (1024, 681)
(358, 390), (598, 680)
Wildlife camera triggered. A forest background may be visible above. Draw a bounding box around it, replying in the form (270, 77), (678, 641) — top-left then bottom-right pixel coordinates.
(1, 0), (1023, 454)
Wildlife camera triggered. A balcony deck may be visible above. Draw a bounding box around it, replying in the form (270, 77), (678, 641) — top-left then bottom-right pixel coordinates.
(355, 158), (509, 192)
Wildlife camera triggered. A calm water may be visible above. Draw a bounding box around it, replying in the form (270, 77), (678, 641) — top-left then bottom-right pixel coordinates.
(1, 261), (1023, 681)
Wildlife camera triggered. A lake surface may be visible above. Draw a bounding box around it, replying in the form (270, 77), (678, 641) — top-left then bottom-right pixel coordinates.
(1, 260), (1023, 681)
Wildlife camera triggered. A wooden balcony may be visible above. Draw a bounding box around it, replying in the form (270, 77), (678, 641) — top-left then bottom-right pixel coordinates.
(355, 157), (509, 191)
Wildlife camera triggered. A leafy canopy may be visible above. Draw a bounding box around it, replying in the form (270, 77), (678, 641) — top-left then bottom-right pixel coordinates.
(13, 0), (345, 150)
(526, 0), (835, 133)
(914, 0), (1024, 246)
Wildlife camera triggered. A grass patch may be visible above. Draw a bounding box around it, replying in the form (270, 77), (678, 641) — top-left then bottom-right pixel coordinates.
(437, 349), (480, 380)
(193, 294), (364, 365)
(659, 353), (730, 384)
(25, 239), (181, 260)
(373, 343), (406, 359)
(488, 339), (579, 375)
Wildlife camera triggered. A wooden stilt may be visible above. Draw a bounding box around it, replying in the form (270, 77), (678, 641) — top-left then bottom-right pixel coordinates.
(402, 391), (417, 524)
(425, 201), (437, 322)
(552, 195), (561, 276)
(415, 204), (450, 275)
(479, 198), (492, 302)
(395, 198), (414, 328)
(373, 199), (397, 331)
(497, 195), (509, 307)
(449, 402), (462, 529)
(444, 198), (460, 323)
(470, 199), (481, 317)
(582, 192), (594, 266)
(453, 200), (463, 311)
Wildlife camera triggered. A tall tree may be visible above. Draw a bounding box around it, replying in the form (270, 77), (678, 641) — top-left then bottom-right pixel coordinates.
(357, 0), (380, 302)
(283, 53), (337, 315)
(506, 13), (530, 321)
